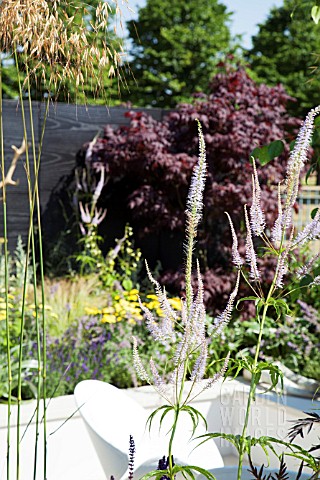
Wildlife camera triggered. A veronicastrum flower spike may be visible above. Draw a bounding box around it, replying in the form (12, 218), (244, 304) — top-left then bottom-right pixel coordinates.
(296, 252), (320, 279)
(132, 122), (233, 480)
(275, 227), (294, 289)
(244, 204), (260, 281)
(184, 120), (207, 310)
(282, 106), (320, 231)
(271, 183), (283, 244)
(225, 212), (243, 268)
(292, 207), (320, 248)
(213, 271), (240, 335)
(250, 158), (266, 236)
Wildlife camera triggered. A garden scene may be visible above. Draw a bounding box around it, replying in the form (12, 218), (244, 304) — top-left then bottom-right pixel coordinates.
(0, 0), (320, 479)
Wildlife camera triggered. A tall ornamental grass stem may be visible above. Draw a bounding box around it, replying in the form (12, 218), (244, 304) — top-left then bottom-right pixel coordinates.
(14, 55), (34, 480)
(25, 66), (50, 480)
(0, 58), (12, 480)
(14, 49), (48, 480)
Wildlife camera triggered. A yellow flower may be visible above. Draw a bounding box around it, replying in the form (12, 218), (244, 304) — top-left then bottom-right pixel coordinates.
(128, 289), (139, 295)
(101, 314), (117, 324)
(156, 308), (164, 317)
(85, 307), (101, 315)
(29, 304), (52, 310)
(0, 312), (6, 321)
(145, 300), (160, 310)
(102, 307), (114, 314)
(168, 298), (182, 310)
(0, 294), (14, 301)
(0, 302), (13, 309)
(146, 294), (158, 300)
(126, 294), (139, 301)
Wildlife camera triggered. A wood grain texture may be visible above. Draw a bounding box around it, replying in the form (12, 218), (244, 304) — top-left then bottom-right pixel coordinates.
(0, 100), (168, 251)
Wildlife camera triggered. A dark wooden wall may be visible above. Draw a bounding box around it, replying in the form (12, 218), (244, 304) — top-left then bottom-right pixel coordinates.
(0, 100), (168, 252)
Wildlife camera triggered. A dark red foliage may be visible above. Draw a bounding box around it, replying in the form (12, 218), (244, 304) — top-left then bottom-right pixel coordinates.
(78, 67), (300, 315)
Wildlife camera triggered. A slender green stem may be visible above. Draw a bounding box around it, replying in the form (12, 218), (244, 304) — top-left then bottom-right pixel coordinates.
(25, 67), (42, 480)
(167, 406), (180, 478)
(236, 301), (269, 480)
(237, 238), (285, 479)
(14, 48), (37, 480)
(34, 96), (50, 480)
(0, 54), (12, 480)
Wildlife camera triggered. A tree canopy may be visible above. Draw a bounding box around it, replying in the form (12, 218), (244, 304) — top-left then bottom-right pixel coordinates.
(247, 0), (320, 116)
(122, 0), (234, 108)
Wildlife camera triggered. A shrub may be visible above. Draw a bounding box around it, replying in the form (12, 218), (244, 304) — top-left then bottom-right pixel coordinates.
(76, 67), (300, 314)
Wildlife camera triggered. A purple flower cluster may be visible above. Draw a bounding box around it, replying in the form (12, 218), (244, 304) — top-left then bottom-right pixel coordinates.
(27, 315), (138, 397)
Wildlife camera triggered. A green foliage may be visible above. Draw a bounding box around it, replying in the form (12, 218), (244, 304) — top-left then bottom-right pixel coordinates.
(76, 224), (142, 291)
(247, 0), (320, 115)
(251, 140), (285, 166)
(0, 347), (38, 401)
(123, 0), (234, 107)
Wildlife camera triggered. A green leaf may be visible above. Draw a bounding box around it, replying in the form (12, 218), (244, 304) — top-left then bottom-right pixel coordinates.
(311, 207), (319, 219)
(250, 145), (270, 165)
(267, 140), (284, 159)
(175, 465), (216, 480)
(140, 469), (168, 480)
(299, 274), (313, 287)
(196, 432), (241, 452)
(146, 405), (173, 432)
(251, 141), (284, 166)
(311, 5), (320, 24)
(181, 405), (208, 432)
(236, 296), (261, 310)
(122, 278), (133, 291)
(290, 288), (300, 302)
(305, 164), (316, 184)
(289, 140), (296, 151)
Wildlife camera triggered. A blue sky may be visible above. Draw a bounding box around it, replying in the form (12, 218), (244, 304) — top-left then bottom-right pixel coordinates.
(120, 0), (284, 48)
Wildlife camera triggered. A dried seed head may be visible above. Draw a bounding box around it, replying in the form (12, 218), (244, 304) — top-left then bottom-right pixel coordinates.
(0, 0), (128, 97)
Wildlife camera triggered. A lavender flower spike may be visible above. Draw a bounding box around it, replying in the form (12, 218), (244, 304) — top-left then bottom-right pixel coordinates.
(244, 204), (260, 281)
(132, 336), (151, 383)
(296, 252), (320, 279)
(201, 352), (230, 392)
(292, 207), (320, 248)
(225, 212), (243, 268)
(145, 261), (178, 328)
(186, 121), (207, 233)
(271, 183), (283, 244)
(283, 106), (320, 230)
(213, 271), (240, 335)
(149, 358), (167, 396)
(137, 297), (168, 344)
(250, 158), (266, 236)
(275, 227), (294, 289)
(190, 340), (208, 383)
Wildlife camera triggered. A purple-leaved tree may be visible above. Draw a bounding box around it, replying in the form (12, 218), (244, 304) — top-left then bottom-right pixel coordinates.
(77, 67), (300, 314)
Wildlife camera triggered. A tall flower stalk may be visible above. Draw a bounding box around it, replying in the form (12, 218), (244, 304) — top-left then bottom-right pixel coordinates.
(133, 122), (237, 480)
(0, 2), (126, 479)
(224, 107), (320, 480)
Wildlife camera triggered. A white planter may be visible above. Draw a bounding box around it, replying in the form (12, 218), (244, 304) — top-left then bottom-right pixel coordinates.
(201, 466), (310, 480)
(0, 379), (318, 480)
